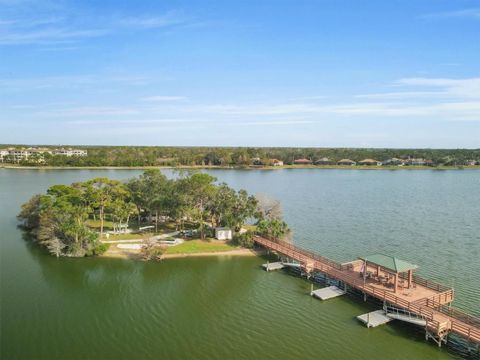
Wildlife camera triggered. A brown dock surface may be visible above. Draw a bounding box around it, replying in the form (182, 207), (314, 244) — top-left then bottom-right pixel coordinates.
(255, 236), (480, 344)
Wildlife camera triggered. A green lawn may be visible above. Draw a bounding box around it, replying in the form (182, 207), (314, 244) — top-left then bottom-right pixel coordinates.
(86, 219), (115, 230)
(165, 240), (238, 254)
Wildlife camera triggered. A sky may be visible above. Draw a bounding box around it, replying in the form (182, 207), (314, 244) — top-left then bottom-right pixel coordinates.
(0, 0), (479, 148)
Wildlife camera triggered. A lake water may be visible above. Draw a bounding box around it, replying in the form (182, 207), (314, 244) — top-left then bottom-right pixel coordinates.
(1, 168), (479, 359)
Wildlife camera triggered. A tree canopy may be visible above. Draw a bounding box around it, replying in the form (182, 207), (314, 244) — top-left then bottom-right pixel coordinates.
(7, 145), (480, 167)
(18, 171), (289, 257)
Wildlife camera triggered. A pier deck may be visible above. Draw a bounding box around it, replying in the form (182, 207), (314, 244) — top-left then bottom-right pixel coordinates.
(254, 236), (480, 345)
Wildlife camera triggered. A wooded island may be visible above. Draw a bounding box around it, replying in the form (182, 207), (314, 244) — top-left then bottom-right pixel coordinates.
(18, 170), (289, 258)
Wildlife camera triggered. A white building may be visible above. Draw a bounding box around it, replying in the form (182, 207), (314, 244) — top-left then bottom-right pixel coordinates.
(0, 147), (87, 163)
(0, 149), (9, 162)
(215, 227), (233, 240)
(53, 148), (87, 157)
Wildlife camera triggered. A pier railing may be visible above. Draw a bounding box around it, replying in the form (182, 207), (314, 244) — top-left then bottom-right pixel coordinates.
(437, 305), (480, 327)
(260, 236), (343, 271)
(255, 236), (480, 343)
(399, 273), (452, 293)
(413, 289), (455, 308)
(255, 236), (437, 319)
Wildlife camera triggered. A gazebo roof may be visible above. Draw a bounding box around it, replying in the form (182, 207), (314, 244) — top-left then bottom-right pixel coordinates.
(359, 254), (418, 273)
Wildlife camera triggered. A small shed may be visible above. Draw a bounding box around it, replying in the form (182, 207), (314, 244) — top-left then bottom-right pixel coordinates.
(215, 227), (233, 240)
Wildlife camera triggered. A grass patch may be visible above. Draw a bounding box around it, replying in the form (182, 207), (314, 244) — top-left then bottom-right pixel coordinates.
(86, 219), (115, 230)
(165, 240), (238, 254)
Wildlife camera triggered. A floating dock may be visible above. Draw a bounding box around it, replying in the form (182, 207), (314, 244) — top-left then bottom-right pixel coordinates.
(357, 310), (393, 328)
(262, 262), (285, 271)
(311, 285), (346, 300)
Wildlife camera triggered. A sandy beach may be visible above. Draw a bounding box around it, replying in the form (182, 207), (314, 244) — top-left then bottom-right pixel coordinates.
(101, 244), (266, 260)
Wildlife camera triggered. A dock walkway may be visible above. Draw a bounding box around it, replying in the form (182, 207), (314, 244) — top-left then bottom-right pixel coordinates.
(255, 236), (480, 345)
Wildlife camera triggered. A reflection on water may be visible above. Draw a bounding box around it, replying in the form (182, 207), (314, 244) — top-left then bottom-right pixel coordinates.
(1, 168), (478, 360)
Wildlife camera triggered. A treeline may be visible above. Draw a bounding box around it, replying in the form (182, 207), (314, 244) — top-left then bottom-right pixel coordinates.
(7, 145), (480, 167)
(18, 170), (289, 257)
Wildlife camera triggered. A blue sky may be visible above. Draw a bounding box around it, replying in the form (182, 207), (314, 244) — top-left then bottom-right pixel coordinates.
(0, 0), (479, 148)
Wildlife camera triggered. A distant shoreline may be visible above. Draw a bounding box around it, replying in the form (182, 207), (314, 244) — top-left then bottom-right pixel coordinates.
(1, 164), (479, 170)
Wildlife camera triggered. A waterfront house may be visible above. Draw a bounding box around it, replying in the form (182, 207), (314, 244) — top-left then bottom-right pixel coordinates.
(315, 157), (332, 165)
(53, 148), (87, 157)
(215, 227), (233, 240)
(0, 149), (8, 162)
(337, 159), (356, 166)
(0, 147), (87, 163)
(270, 159), (284, 166)
(293, 158), (312, 165)
(359, 159), (382, 166)
(251, 157), (263, 166)
(382, 158), (405, 166)
(405, 158), (427, 166)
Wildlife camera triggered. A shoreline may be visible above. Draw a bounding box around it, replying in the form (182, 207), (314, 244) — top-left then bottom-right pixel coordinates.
(2, 164), (479, 171)
(101, 246), (266, 260)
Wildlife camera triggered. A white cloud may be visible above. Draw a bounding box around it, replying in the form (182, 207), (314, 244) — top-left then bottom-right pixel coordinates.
(0, 4), (192, 45)
(421, 8), (480, 20)
(396, 77), (480, 99)
(119, 11), (188, 29)
(0, 74), (149, 90)
(0, 27), (110, 45)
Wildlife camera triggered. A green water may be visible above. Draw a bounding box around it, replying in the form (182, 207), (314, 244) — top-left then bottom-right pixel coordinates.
(1, 168), (479, 359)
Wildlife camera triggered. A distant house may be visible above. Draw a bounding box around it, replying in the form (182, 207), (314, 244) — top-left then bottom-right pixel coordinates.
(315, 157), (332, 165)
(0, 150), (8, 162)
(53, 148), (87, 157)
(466, 160), (478, 166)
(293, 158), (312, 165)
(359, 159), (382, 166)
(251, 157), (263, 166)
(337, 159), (356, 166)
(0, 147), (87, 163)
(215, 227), (232, 240)
(270, 159), (284, 166)
(382, 158), (405, 166)
(405, 158), (426, 166)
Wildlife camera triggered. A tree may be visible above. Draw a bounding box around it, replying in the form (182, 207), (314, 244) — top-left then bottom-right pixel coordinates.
(83, 178), (127, 239)
(109, 199), (138, 233)
(140, 238), (166, 261)
(17, 194), (43, 230)
(178, 173), (217, 239)
(256, 194), (283, 220)
(256, 218), (290, 240)
(208, 185), (257, 231)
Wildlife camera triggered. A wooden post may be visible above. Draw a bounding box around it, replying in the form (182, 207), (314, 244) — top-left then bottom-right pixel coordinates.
(394, 273), (398, 294)
(408, 270), (413, 289)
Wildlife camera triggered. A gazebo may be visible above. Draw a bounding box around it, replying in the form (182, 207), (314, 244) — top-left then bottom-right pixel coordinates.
(358, 254), (418, 293)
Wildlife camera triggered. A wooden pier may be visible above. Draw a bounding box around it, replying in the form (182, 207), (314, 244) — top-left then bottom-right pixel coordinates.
(254, 236), (480, 347)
